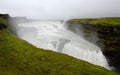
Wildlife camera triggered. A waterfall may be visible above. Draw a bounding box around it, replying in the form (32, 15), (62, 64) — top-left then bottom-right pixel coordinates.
(16, 21), (110, 69)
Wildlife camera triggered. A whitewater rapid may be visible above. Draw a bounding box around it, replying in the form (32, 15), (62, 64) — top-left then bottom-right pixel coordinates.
(16, 21), (110, 69)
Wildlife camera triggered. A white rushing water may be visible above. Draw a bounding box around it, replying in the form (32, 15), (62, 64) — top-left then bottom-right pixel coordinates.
(16, 21), (110, 69)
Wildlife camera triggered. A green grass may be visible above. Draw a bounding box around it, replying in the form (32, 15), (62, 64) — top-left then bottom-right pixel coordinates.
(0, 30), (117, 75)
(68, 18), (120, 26)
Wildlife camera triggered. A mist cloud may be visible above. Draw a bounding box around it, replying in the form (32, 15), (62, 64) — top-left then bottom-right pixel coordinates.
(0, 0), (120, 20)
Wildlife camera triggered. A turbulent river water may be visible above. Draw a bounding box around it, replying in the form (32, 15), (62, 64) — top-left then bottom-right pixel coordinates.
(16, 21), (110, 69)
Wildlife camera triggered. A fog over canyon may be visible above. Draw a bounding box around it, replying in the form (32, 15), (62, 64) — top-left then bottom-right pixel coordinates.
(13, 21), (111, 70)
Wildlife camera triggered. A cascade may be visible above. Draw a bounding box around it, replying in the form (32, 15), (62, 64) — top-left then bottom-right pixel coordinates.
(16, 21), (110, 69)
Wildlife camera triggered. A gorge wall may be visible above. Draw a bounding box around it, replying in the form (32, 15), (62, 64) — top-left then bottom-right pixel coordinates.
(67, 18), (120, 73)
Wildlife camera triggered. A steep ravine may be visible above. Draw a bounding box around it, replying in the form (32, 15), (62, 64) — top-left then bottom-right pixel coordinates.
(0, 14), (117, 75)
(67, 18), (120, 73)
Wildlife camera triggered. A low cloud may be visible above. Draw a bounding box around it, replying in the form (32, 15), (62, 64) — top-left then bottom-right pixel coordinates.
(0, 0), (120, 20)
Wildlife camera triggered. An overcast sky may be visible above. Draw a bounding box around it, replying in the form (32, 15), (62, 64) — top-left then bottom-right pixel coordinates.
(0, 0), (120, 20)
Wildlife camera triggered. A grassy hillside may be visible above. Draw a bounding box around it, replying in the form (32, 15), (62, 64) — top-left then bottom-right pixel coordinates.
(0, 15), (117, 75)
(68, 17), (120, 26)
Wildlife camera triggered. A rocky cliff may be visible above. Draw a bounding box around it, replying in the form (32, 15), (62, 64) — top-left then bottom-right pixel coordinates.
(68, 18), (120, 73)
(0, 14), (10, 30)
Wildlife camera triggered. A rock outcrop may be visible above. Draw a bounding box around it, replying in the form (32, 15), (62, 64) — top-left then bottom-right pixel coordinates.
(0, 14), (10, 30)
(68, 18), (120, 73)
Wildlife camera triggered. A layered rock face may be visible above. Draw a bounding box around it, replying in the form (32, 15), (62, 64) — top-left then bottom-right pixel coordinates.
(67, 19), (120, 73)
